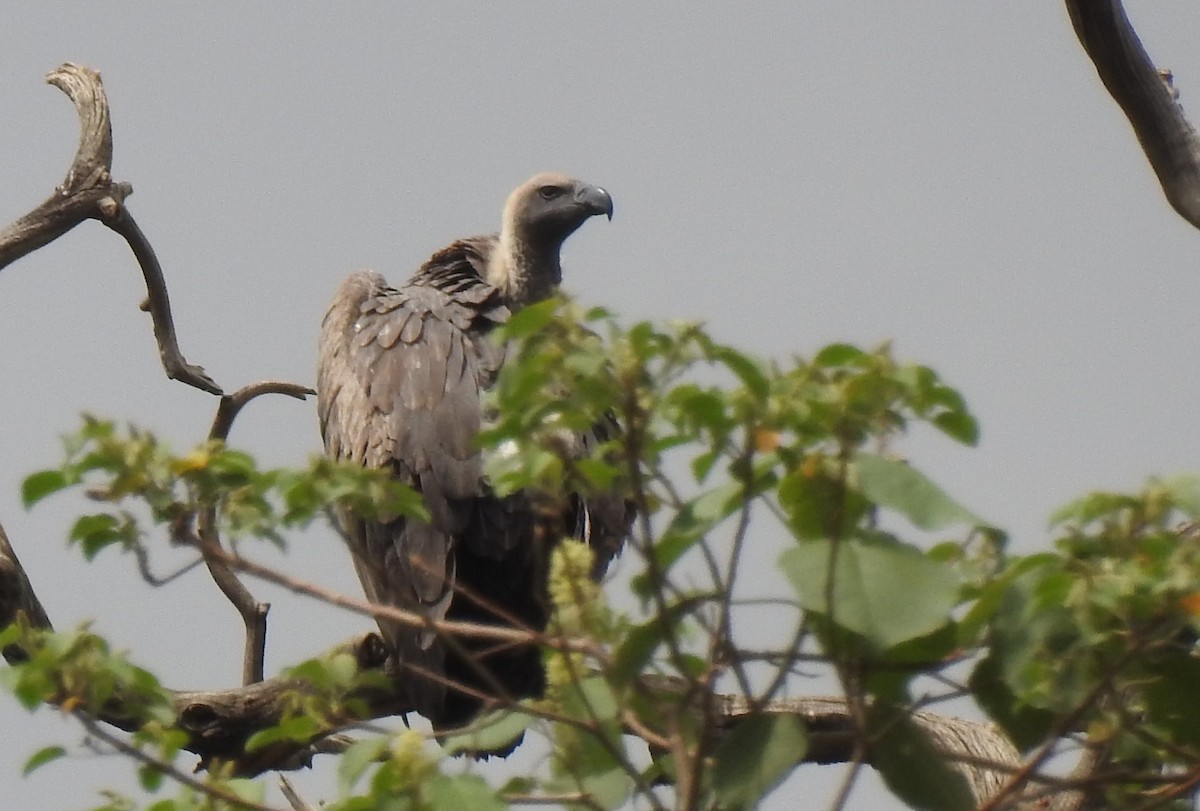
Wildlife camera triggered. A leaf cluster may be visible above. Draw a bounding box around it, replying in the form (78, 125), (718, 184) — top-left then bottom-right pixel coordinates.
(22, 416), (427, 563)
(8, 301), (1200, 810)
(970, 476), (1200, 807)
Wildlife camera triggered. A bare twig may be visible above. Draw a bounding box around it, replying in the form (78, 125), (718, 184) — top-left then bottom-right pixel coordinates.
(278, 775), (316, 811)
(211, 545), (546, 649)
(0, 63), (220, 394)
(100, 206), (221, 393)
(196, 505), (270, 686)
(504, 792), (592, 806)
(74, 711), (287, 811)
(209, 381), (315, 441)
(1125, 761), (1200, 811)
(194, 381), (314, 685)
(132, 543), (202, 587)
(830, 756), (867, 811)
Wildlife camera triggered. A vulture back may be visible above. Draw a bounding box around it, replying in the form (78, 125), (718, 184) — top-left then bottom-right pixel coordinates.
(318, 234), (629, 734)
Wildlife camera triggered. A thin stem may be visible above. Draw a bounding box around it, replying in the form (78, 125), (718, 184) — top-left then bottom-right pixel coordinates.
(73, 712), (287, 811)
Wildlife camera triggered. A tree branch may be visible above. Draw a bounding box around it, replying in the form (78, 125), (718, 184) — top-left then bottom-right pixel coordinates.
(278, 776), (317, 811)
(74, 711), (289, 811)
(209, 381), (315, 442)
(0, 516), (1029, 804)
(0, 62), (221, 394)
(197, 381), (314, 686)
(104, 206), (222, 394)
(1066, 0), (1200, 231)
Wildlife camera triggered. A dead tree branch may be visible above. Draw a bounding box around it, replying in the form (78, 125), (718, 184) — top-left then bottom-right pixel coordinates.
(195, 495), (270, 688)
(197, 381), (315, 686)
(1066, 0), (1200, 231)
(209, 382), (315, 442)
(0, 63), (221, 394)
(278, 776), (316, 811)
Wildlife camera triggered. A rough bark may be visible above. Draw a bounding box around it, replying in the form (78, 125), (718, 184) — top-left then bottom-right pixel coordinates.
(1066, 0), (1200, 231)
(0, 63), (220, 394)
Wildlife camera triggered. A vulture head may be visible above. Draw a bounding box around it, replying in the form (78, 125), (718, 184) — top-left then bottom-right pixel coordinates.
(491, 172), (613, 305)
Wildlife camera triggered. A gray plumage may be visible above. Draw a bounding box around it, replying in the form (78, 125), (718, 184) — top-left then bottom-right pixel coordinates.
(317, 173), (628, 732)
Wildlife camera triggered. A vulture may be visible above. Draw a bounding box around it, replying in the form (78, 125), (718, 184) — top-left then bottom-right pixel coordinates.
(317, 172), (630, 733)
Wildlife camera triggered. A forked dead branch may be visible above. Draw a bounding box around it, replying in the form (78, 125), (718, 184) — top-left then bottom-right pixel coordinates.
(0, 63), (220, 396)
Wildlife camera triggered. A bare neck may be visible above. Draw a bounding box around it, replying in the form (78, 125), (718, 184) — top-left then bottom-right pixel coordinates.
(486, 231), (562, 308)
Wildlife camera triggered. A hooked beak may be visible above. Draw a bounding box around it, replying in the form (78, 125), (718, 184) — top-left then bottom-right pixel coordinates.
(575, 184), (614, 221)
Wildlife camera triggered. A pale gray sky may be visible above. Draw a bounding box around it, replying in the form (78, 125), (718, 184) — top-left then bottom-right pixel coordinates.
(3, 4), (1200, 809)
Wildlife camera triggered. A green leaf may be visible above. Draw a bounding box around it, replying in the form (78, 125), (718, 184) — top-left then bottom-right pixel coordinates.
(1143, 654), (1200, 749)
(712, 346), (770, 399)
(968, 655), (1057, 752)
(498, 297), (560, 339)
(0, 623), (20, 653)
(670, 385), (730, 430)
(778, 467), (868, 541)
(610, 619), (665, 687)
(633, 482), (743, 598)
(21, 470), (71, 508)
(547, 732), (635, 809)
(244, 714), (320, 753)
(287, 656), (335, 689)
(781, 534), (960, 651)
(561, 675), (619, 722)
(223, 779), (266, 804)
(22, 745), (65, 776)
(855, 453), (980, 530)
(882, 621), (960, 665)
(956, 554), (1056, 646)
(1158, 472), (1200, 516)
(712, 713), (807, 809)
(1048, 491), (1140, 529)
(207, 448), (257, 477)
(578, 768), (635, 810)
(870, 704), (975, 810)
(138, 762), (164, 791)
(813, 343), (867, 367)
(440, 710), (533, 756)
(68, 513), (126, 560)
(932, 410), (980, 446)
(426, 774), (506, 811)
(338, 736), (390, 793)
(497, 775), (536, 796)
(326, 651), (359, 688)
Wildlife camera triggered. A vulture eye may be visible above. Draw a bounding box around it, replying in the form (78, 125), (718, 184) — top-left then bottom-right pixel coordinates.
(537, 185), (565, 200)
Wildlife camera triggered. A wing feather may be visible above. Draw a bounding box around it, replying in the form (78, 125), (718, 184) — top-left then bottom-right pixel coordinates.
(317, 247), (510, 719)
(317, 233), (631, 731)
